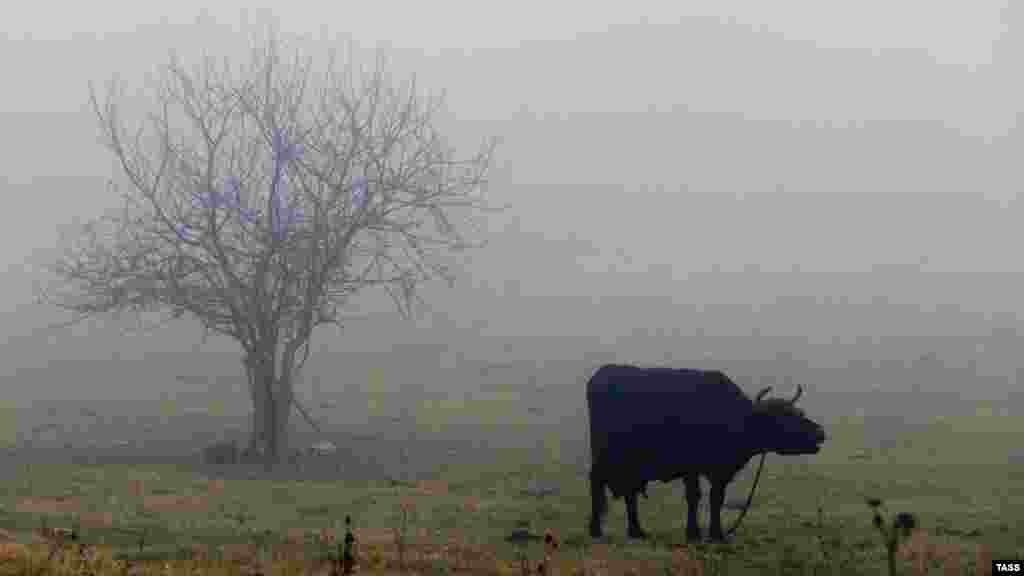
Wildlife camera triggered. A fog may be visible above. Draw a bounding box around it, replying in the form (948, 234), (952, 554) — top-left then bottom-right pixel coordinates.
(1, 2), (1022, 457)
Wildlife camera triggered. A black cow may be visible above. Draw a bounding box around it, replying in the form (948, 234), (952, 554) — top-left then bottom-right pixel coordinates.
(587, 364), (826, 542)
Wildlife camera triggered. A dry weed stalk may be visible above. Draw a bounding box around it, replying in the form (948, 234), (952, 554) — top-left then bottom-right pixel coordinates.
(328, 514), (356, 576)
(868, 498), (918, 576)
(395, 494), (418, 571)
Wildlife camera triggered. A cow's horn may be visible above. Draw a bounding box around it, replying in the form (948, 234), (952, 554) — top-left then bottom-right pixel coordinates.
(789, 384), (803, 404)
(755, 387), (772, 403)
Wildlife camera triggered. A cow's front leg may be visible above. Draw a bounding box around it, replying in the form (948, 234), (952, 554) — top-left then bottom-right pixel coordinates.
(625, 492), (648, 539)
(683, 475), (702, 542)
(588, 470), (607, 538)
(708, 480), (726, 542)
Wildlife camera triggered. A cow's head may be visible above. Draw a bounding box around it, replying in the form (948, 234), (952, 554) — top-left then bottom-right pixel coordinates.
(747, 385), (826, 455)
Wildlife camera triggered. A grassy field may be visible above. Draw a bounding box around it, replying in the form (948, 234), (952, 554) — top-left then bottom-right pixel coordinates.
(0, 409), (1021, 575)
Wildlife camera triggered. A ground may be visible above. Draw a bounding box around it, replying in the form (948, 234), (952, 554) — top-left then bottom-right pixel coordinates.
(0, 411), (1021, 574)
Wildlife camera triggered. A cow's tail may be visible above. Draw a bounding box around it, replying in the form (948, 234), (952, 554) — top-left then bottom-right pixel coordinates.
(588, 467), (608, 536)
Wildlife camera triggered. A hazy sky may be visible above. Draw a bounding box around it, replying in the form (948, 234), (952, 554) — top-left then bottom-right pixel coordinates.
(2, 2), (1023, 401)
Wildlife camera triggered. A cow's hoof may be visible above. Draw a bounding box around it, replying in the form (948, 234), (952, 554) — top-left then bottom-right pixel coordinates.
(589, 525), (603, 539)
(686, 531), (702, 543)
(627, 527), (648, 540)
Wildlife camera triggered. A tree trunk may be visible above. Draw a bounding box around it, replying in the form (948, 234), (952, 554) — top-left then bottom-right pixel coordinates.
(246, 350), (293, 466)
(269, 373), (292, 463)
(248, 362), (267, 455)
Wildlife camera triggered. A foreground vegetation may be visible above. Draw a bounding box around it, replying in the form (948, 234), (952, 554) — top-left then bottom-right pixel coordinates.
(0, 414), (1020, 574)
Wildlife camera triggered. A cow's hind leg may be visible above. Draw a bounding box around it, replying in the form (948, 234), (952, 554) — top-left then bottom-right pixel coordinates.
(708, 479), (727, 542)
(683, 475), (702, 542)
(626, 491), (648, 539)
(588, 469), (608, 538)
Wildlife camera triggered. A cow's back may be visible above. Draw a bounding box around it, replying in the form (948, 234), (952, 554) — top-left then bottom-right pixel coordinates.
(586, 364), (751, 477)
(587, 364), (748, 425)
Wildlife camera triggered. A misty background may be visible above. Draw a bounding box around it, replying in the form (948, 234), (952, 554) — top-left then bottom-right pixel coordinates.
(1, 2), (1022, 472)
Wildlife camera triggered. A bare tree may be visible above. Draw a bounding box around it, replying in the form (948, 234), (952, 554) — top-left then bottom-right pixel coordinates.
(37, 27), (498, 466)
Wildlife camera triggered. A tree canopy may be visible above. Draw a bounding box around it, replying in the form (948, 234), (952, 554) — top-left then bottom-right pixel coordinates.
(38, 27), (498, 463)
